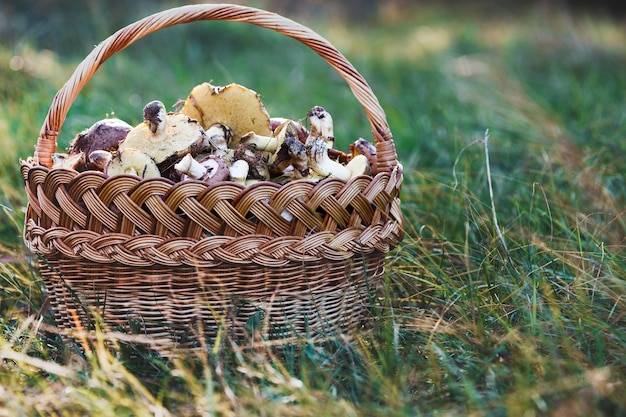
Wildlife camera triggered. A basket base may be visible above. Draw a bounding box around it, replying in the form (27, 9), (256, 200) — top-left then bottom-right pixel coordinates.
(39, 254), (385, 352)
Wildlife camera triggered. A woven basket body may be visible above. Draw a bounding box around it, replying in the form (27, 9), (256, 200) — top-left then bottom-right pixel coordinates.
(21, 4), (403, 349)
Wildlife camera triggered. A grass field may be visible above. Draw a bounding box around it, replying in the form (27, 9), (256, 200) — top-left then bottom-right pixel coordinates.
(1, 2), (625, 416)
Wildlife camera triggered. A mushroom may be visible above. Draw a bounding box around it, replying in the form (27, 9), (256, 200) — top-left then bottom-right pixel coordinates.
(173, 153), (205, 180)
(174, 153), (230, 185)
(283, 135), (310, 179)
(142, 100), (166, 135)
(327, 148), (352, 165)
(268, 145), (291, 179)
(350, 138), (377, 174)
(229, 160), (250, 185)
(204, 123), (233, 154)
(232, 143), (270, 181)
(258, 121), (305, 178)
(239, 117), (299, 154)
(180, 82), (272, 141)
(239, 131), (282, 153)
(51, 152), (85, 171)
(270, 117), (309, 143)
(106, 148), (161, 179)
(345, 154), (370, 178)
(307, 106), (335, 149)
(86, 150), (113, 172)
(193, 123), (235, 165)
(119, 100), (206, 169)
(306, 137), (351, 181)
(66, 117), (132, 171)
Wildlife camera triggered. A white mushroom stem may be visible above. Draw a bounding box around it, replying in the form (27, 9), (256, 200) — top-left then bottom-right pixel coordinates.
(174, 154), (206, 180)
(229, 160), (250, 184)
(307, 106), (335, 149)
(175, 154), (230, 183)
(345, 154), (370, 178)
(240, 131), (282, 153)
(307, 137), (351, 181)
(233, 143), (270, 180)
(204, 123), (231, 151)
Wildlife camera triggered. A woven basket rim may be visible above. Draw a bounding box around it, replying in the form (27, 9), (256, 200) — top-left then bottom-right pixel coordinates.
(22, 166), (404, 263)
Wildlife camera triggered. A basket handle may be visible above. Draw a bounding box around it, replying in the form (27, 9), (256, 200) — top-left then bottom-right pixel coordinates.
(34, 3), (397, 173)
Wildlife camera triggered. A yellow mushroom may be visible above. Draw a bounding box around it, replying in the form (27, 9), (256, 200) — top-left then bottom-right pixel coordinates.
(119, 100), (206, 165)
(106, 148), (161, 179)
(180, 82), (272, 141)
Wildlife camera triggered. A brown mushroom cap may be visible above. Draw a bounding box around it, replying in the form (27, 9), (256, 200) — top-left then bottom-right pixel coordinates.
(181, 82), (272, 141)
(65, 118), (132, 171)
(68, 118), (132, 157)
(200, 155), (230, 185)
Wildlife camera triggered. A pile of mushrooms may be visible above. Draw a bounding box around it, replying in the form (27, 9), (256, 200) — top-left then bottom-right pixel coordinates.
(51, 82), (377, 185)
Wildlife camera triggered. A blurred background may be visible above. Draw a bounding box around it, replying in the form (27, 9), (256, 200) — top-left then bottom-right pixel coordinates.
(2, 0), (625, 58)
(2, 0), (625, 185)
(1, 0), (624, 200)
(1, 4), (625, 416)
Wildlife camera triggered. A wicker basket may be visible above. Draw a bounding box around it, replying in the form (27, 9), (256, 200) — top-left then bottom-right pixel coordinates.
(20, 4), (403, 350)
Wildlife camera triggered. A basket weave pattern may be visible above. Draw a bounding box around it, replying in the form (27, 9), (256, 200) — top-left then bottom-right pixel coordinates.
(21, 4), (403, 348)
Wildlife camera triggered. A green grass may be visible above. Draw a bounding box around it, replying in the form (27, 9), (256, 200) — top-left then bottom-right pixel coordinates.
(1, 2), (625, 416)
